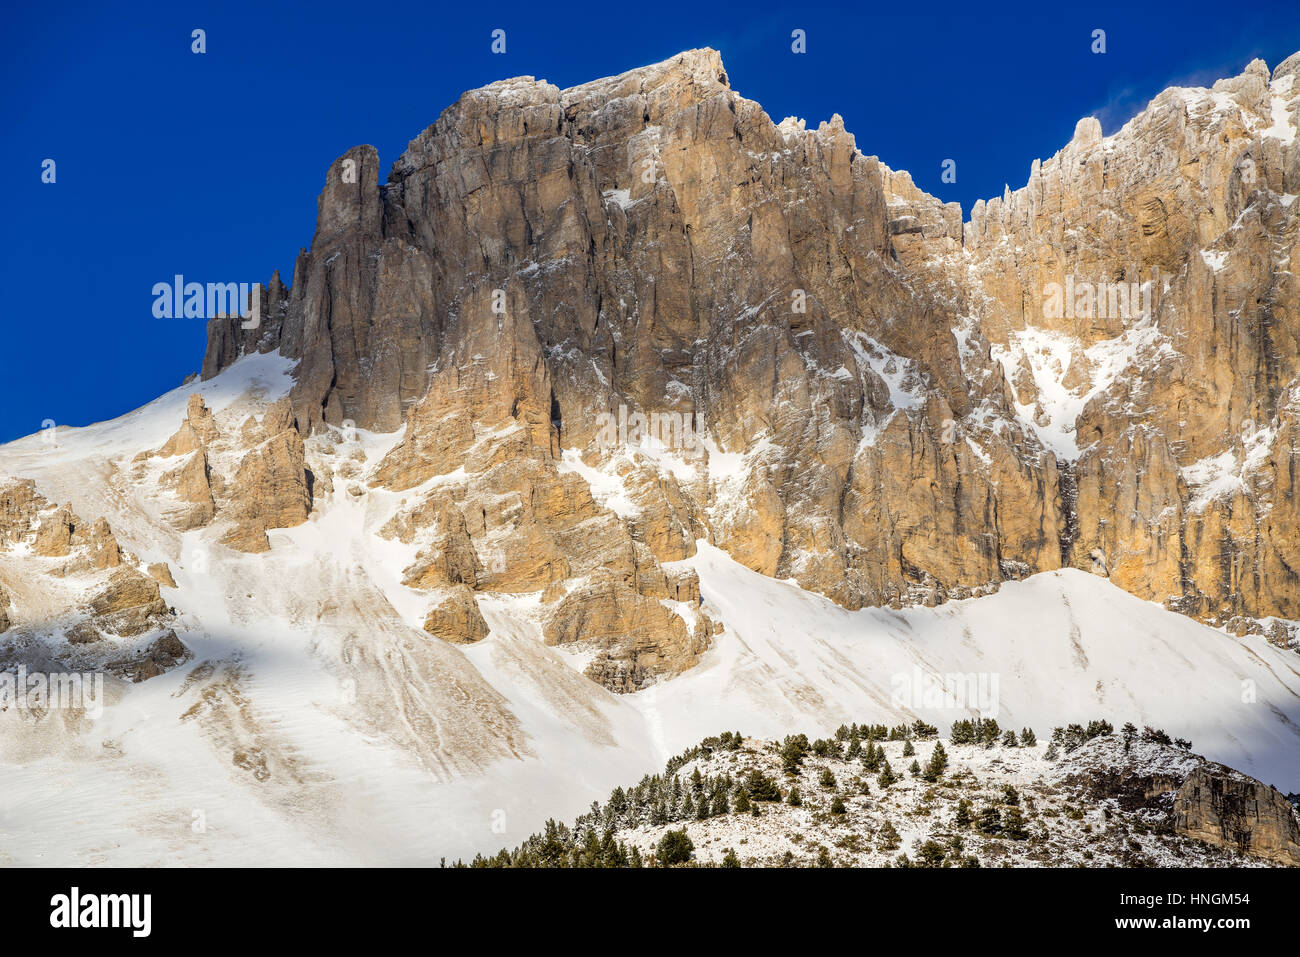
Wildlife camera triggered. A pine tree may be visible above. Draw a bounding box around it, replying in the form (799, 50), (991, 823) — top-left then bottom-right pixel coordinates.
(744, 769), (781, 802)
(862, 741), (883, 772)
(980, 718), (1001, 748)
(909, 759), (922, 777)
(1044, 741), (1060, 761)
(711, 788), (729, 816)
(877, 760), (898, 789)
(922, 741), (949, 782)
(780, 735), (810, 774)
(1002, 729), (1018, 747)
(656, 828), (694, 866)
(1002, 807), (1029, 840)
(877, 820), (901, 851)
(903, 739), (916, 757)
(733, 787), (751, 813)
(819, 766), (837, 789)
(954, 798), (973, 827)
(721, 848), (740, 868)
(787, 785), (802, 807)
(1121, 721), (1138, 752)
(917, 840), (947, 868)
(911, 719), (939, 739)
(950, 719), (975, 745)
(1020, 727), (1037, 747)
(830, 795), (847, 814)
(977, 805), (1002, 834)
(600, 830), (620, 867)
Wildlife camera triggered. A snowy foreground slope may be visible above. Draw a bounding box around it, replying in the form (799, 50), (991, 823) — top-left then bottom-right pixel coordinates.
(0, 358), (1298, 866)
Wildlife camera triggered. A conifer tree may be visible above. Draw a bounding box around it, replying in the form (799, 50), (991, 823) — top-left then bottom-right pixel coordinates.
(977, 805), (1002, 834)
(877, 759), (898, 789)
(657, 828), (694, 866)
(744, 769), (781, 802)
(711, 789), (728, 816)
(918, 840), (947, 868)
(1002, 806), (1029, 840)
(877, 820), (901, 851)
(922, 741), (948, 782)
(955, 798), (973, 827)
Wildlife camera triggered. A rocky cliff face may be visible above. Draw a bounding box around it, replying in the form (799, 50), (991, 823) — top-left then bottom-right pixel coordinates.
(1174, 765), (1300, 865)
(193, 48), (1300, 681)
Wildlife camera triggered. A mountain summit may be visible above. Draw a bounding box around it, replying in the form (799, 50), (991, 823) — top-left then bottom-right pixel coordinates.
(1, 49), (1299, 865)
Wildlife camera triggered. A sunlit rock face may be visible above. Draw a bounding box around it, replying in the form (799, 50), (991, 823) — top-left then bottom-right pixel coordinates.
(198, 48), (1300, 673)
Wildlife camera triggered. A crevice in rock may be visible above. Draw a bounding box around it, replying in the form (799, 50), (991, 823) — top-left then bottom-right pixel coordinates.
(1057, 460), (1079, 567)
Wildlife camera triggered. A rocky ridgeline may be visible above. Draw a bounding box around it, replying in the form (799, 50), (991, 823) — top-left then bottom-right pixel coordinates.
(466, 723), (1300, 867)
(183, 47), (1300, 685)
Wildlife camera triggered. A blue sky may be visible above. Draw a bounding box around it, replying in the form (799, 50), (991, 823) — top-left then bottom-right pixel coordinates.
(2, 0), (1297, 442)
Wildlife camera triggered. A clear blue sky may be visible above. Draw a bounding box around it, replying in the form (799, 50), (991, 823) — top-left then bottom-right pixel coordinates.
(2, 0), (1297, 442)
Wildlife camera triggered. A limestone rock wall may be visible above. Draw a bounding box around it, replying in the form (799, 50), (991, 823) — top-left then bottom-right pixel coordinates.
(199, 48), (1300, 670)
(1174, 765), (1300, 865)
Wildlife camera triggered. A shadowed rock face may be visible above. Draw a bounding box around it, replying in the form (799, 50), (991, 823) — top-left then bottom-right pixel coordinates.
(202, 48), (1300, 639)
(1174, 766), (1300, 865)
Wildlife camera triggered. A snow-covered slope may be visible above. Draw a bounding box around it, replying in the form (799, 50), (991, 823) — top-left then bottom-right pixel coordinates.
(1, 357), (1298, 866)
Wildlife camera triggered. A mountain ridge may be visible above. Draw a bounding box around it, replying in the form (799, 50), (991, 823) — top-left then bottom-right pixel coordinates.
(1, 49), (1299, 866)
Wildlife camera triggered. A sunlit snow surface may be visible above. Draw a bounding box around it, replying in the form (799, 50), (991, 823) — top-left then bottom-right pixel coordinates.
(0, 355), (1298, 866)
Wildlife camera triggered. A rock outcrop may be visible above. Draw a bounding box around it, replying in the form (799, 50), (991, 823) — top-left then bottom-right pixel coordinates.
(1174, 766), (1300, 865)
(0, 479), (183, 678)
(220, 425), (313, 553)
(422, 585), (490, 644)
